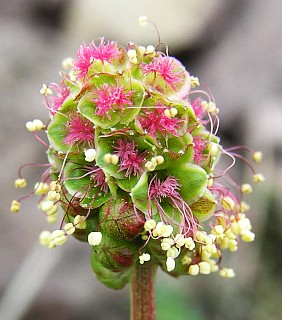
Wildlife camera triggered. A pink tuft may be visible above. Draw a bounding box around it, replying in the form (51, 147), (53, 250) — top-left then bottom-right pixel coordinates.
(193, 136), (207, 165)
(90, 37), (121, 63)
(141, 56), (183, 90)
(48, 82), (70, 115)
(92, 84), (132, 120)
(113, 139), (145, 177)
(190, 98), (206, 120)
(64, 113), (94, 147)
(73, 43), (94, 79)
(92, 168), (109, 193)
(138, 104), (182, 138)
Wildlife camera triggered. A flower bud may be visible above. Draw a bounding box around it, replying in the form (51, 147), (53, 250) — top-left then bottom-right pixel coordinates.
(99, 195), (145, 240)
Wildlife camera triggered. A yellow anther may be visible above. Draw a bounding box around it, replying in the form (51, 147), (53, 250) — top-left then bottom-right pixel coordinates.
(219, 268), (235, 278)
(50, 181), (61, 192)
(221, 196), (235, 210)
(253, 173), (265, 183)
(47, 190), (60, 201)
(207, 102), (217, 113)
(39, 230), (51, 246)
(166, 257), (176, 272)
(155, 155), (164, 165)
(46, 204), (58, 216)
(155, 222), (173, 237)
(167, 246), (179, 259)
(184, 237), (195, 250)
(138, 16), (148, 27)
(199, 261), (211, 274)
(145, 45), (155, 54)
(174, 233), (185, 248)
(127, 49), (138, 64)
(144, 219), (156, 231)
(46, 214), (57, 224)
(10, 200), (21, 213)
(164, 108), (178, 118)
(40, 84), (52, 96)
(74, 215), (87, 229)
(51, 230), (67, 246)
(190, 76), (200, 88)
(139, 253), (151, 264)
(213, 225), (225, 237)
(240, 201), (250, 213)
(145, 161), (156, 171)
(84, 148), (96, 162)
(34, 182), (50, 195)
(64, 223), (75, 235)
(26, 119), (44, 132)
(238, 217), (252, 232)
(104, 153), (119, 165)
(241, 183), (253, 194)
(33, 119), (44, 130)
(181, 255), (192, 265)
(15, 178), (27, 188)
(252, 151), (263, 163)
(88, 232), (102, 246)
(241, 230), (255, 242)
(62, 57), (73, 70)
(188, 264), (200, 276)
(161, 238), (174, 251)
(41, 200), (54, 212)
(228, 239), (238, 252)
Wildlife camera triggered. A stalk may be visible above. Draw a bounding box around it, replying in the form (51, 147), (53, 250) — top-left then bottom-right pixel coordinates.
(130, 261), (157, 320)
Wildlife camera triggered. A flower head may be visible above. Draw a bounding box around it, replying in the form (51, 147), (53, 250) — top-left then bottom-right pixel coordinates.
(13, 34), (263, 291)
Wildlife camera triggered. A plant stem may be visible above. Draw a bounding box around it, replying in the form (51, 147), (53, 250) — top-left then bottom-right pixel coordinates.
(130, 261), (157, 320)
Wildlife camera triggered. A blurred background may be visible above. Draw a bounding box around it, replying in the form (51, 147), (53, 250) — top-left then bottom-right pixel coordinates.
(0, 0), (281, 319)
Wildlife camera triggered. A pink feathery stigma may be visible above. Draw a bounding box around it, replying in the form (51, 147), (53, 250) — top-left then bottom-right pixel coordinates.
(113, 139), (137, 157)
(92, 84), (133, 120)
(92, 168), (109, 193)
(138, 105), (181, 138)
(64, 113), (95, 147)
(149, 176), (180, 199)
(48, 83), (70, 115)
(190, 98), (206, 120)
(141, 56), (183, 89)
(193, 136), (207, 165)
(90, 38), (121, 63)
(113, 140), (145, 177)
(73, 43), (94, 79)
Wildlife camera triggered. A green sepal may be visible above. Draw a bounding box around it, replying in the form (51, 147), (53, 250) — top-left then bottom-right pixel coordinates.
(116, 175), (139, 192)
(90, 251), (131, 289)
(63, 161), (111, 208)
(47, 97), (78, 153)
(167, 163), (208, 204)
(190, 189), (217, 222)
(78, 95), (121, 129)
(91, 233), (139, 272)
(131, 172), (157, 214)
(95, 133), (124, 179)
(99, 193), (145, 240)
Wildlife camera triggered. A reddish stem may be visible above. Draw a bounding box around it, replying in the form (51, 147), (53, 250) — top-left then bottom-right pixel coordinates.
(130, 262), (157, 320)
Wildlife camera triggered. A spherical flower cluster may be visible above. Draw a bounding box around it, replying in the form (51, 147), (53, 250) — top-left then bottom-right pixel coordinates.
(11, 36), (264, 289)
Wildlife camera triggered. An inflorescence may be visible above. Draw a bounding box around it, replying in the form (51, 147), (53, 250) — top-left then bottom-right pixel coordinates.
(11, 17), (264, 289)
